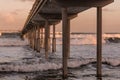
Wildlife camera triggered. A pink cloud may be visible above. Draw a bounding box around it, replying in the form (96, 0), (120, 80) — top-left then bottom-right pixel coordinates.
(0, 11), (26, 30)
(103, 8), (116, 12)
(3, 13), (16, 24)
(18, 0), (34, 2)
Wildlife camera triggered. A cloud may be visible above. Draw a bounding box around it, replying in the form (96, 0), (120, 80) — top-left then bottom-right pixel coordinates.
(0, 12), (16, 25)
(10, 9), (27, 15)
(18, 0), (35, 2)
(5, 13), (15, 23)
(103, 8), (116, 12)
(0, 10), (27, 30)
(0, 9), (25, 24)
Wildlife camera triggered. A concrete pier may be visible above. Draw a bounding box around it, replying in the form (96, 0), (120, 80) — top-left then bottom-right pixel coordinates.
(45, 20), (50, 59)
(97, 7), (102, 80)
(37, 26), (40, 52)
(52, 24), (56, 53)
(41, 28), (44, 48)
(62, 7), (70, 78)
(34, 26), (37, 50)
(21, 0), (114, 79)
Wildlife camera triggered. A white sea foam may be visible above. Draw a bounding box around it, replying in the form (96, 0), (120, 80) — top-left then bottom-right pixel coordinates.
(0, 34), (120, 80)
(0, 37), (28, 46)
(0, 57), (119, 72)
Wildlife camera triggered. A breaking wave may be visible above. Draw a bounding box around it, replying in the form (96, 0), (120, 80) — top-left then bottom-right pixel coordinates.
(0, 58), (119, 72)
(55, 33), (120, 45)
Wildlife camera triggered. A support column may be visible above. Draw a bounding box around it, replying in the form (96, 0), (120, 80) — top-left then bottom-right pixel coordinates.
(41, 28), (44, 48)
(29, 30), (32, 48)
(48, 26), (51, 52)
(29, 31), (32, 48)
(62, 7), (70, 79)
(96, 7), (102, 80)
(52, 24), (56, 53)
(31, 30), (33, 48)
(37, 27), (40, 52)
(32, 29), (34, 49)
(34, 26), (37, 50)
(45, 21), (50, 59)
(68, 19), (70, 58)
(28, 32), (30, 46)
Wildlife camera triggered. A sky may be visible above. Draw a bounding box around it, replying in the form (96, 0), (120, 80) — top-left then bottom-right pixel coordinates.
(0, 0), (34, 32)
(0, 0), (120, 33)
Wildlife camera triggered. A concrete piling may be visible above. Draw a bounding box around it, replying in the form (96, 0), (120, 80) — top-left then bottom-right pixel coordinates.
(96, 7), (102, 80)
(62, 7), (70, 79)
(32, 29), (34, 49)
(41, 28), (44, 48)
(52, 24), (56, 53)
(29, 30), (32, 48)
(37, 26), (40, 52)
(45, 20), (50, 59)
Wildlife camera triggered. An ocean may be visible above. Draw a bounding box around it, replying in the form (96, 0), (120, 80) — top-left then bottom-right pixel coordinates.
(0, 33), (119, 80)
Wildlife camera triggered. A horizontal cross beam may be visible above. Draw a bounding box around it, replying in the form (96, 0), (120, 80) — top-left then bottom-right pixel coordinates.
(39, 13), (77, 20)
